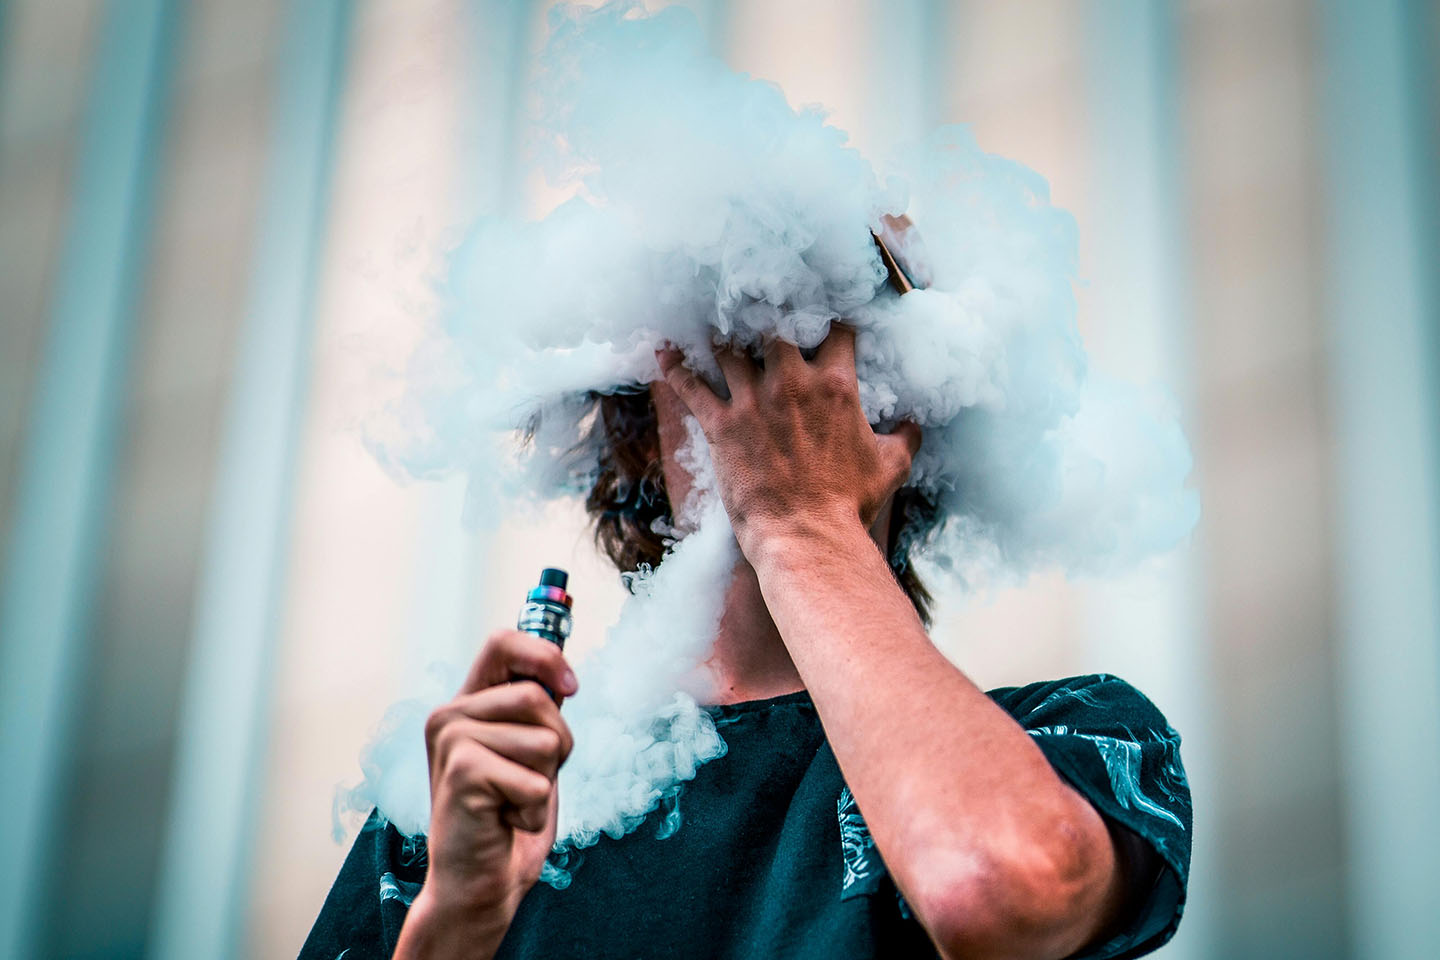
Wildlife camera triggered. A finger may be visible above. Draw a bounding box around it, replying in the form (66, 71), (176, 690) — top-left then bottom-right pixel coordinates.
(712, 342), (756, 402)
(889, 419), (923, 458)
(876, 421), (922, 485)
(431, 681), (566, 742)
(502, 804), (552, 834)
(446, 743), (552, 827)
(881, 212), (914, 235)
(814, 323), (856, 371)
(503, 783), (560, 837)
(656, 346), (722, 424)
(762, 336), (806, 378)
(490, 755), (553, 834)
(441, 719), (570, 778)
(460, 628), (578, 696)
(529, 787), (562, 842)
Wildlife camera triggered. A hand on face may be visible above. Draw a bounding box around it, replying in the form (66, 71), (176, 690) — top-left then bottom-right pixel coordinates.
(656, 326), (921, 558)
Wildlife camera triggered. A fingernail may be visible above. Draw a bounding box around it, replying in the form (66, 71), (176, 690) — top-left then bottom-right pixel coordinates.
(561, 669), (579, 694)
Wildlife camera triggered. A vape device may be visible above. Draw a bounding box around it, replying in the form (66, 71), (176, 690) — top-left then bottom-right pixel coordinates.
(872, 213), (928, 295)
(517, 567), (573, 649)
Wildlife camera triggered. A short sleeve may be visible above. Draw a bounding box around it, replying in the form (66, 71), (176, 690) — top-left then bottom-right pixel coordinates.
(298, 811), (428, 960)
(988, 674), (1192, 959)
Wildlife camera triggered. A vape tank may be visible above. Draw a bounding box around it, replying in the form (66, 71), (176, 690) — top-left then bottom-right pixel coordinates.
(517, 567), (573, 650)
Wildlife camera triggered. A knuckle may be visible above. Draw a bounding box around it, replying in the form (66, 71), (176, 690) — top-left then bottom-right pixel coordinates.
(521, 771), (553, 805)
(432, 721), (460, 756)
(513, 681), (551, 715)
(821, 369), (852, 398)
(459, 791), (493, 819)
(441, 746), (484, 787)
(535, 726), (563, 756)
(423, 707), (451, 744)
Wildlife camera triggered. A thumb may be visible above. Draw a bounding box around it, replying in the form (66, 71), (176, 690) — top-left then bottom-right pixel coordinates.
(875, 421), (922, 487)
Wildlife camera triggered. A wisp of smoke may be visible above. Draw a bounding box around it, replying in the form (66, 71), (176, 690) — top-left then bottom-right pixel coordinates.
(338, 1), (1200, 880)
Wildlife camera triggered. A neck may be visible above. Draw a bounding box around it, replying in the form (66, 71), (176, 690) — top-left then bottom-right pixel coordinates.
(696, 506), (896, 706)
(701, 557), (806, 706)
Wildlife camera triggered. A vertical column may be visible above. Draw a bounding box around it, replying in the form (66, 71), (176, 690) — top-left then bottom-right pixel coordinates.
(1080, 3), (1215, 957)
(42, 3), (288, 956)
(0, 2), (178, 958)
(859, 0), (942, 150)
(146, 2), (350, 958)
(1319, 1), (1440, 957)
(0, 0), (107, 550)
(1180, 1), (1349, 953)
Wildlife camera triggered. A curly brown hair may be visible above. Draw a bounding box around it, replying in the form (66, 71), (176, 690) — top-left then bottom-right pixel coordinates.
(581, 389), (942, 625)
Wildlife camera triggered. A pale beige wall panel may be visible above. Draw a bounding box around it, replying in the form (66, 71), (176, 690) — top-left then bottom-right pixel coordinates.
(1180, 1), (1347, 956)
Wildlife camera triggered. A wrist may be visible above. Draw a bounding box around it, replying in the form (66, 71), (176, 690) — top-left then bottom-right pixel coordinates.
(738, 505), (875, 573)
(396, 884), (515, 960)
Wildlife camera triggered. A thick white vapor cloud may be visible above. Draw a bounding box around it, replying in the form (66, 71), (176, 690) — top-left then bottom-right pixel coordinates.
(341, 0), (1199, 871)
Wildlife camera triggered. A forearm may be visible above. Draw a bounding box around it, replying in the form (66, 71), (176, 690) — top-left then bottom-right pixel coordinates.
(656, 327), (1124, 954)
(746, 515), (1117, 957)
(394, 886), (514, 960)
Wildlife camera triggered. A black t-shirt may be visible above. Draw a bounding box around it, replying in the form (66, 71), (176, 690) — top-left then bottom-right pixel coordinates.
(300, 673), (1191, 959)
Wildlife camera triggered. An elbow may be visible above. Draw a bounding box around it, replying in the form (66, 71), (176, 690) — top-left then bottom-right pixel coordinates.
(915, 817), (1112, 960)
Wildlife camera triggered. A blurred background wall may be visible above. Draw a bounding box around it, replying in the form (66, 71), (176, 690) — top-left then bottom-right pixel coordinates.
(1, 0), (1437, 958)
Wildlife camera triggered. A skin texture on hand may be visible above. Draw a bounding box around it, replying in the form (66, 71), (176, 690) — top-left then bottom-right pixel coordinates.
(656, 327), (1141, 959)
(394, 630), (578, 960)
(656, 327), (921, 559)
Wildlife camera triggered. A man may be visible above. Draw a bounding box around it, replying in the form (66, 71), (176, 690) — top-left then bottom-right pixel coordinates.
(301, 327), (1191, 959)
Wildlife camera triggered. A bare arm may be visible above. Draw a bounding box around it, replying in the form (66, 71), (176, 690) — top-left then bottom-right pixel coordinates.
(659, 331), (1146, 959)
(749, 520), (1134, 959)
